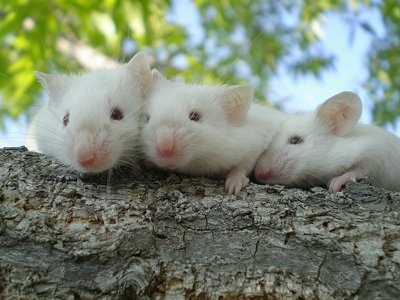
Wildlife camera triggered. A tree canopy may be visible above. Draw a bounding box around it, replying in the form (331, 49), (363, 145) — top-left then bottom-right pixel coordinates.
(0, 0), (397, 129)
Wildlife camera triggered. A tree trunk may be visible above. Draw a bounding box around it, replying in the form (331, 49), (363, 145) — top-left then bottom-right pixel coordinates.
(1, 148), (399, 299)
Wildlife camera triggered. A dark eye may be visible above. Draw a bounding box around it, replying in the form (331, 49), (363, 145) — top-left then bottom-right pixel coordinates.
(63, 112), (69, 126)
(145, 113), (150, 123)
(189, 110), (201, 122)
(288, 136), (303, 145)
(111, 107), (123, 121)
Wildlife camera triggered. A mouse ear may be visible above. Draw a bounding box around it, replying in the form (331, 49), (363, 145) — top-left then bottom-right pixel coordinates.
(35, 71), (69, 104)
(218, 85), (253, 126)
(315, 91), (362, 136)
(151, 69), (167, 82)
(126, 51), (152, 98)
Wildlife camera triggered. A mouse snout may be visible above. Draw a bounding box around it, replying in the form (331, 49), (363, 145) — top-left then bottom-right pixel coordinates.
(255, 167), (275, 183)
(76, 147), (112, 173)
(77, 149), (97, 169)
(156, 137), (177, 158)
(254, 160), (282, 184)
(256, 169), (272, 182)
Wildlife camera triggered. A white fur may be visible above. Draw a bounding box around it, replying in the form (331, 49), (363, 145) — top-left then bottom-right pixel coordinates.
(27, 52), (152, 173)
(141, 71), (286, 195)
(254, 91), (400, 192)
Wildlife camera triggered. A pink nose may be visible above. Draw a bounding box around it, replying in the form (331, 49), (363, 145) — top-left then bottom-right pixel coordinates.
(156, 139), (176, 158)
(77, 150), (96, 168)
(256, 169), (272, 182)
(157, 147), (175, 157)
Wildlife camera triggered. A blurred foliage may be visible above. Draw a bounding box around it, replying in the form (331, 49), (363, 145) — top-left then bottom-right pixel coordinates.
(0, 0), (397, 129)
(366, 0), (400, 126)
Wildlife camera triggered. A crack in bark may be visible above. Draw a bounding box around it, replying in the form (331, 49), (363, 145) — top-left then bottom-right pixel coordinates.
(316, 250), (328, 283)
(253, 237), (260, 260)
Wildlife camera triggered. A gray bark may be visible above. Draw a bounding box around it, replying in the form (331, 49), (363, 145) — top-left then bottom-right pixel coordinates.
(0, 148), (399, 299)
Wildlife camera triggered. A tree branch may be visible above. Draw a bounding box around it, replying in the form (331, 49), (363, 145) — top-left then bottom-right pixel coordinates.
(56, 37), (118, 70)
(0, 148), (399, 298)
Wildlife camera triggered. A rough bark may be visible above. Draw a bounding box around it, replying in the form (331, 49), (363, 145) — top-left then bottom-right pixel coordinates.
(0, 148), (399, 299)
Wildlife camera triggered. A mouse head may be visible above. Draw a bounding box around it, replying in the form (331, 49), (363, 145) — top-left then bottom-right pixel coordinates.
(35, 52), (152, 173)
(141, 70), (253, 170)
(254, 91), (362, 188)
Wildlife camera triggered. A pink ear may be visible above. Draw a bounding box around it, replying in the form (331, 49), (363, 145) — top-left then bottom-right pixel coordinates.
(316, 91), (362, 136)
(126, 51), (152, 98)
(35, 71), (69, 105)
(218, 85), (253, 126)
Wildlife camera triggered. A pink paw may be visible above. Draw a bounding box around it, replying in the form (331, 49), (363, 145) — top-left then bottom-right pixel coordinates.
(328, 170), (364, 192)
(225, 167), (250, 196)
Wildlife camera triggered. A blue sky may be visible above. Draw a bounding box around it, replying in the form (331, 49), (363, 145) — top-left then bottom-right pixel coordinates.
(0, 2), (388, 147)
(272, 10), (384, 125)
(168, 0), (385, 124)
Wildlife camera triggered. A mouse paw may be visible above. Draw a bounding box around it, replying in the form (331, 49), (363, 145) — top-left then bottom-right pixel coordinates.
(328, 170), (364, 192)
(225, 167), (250, 196)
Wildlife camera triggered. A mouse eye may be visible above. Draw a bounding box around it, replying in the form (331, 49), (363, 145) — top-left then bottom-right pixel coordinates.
(110, 107), (124, 121)
(145, 113), (150, 123)
(63, 112), (69, 127)
(189, 110), (201, 122)
(288, 136), (303, 145)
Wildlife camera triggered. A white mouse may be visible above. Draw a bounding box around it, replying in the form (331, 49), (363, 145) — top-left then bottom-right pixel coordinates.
(254, 91), (400, 192)
(140, 70), (286, 195)
(27, 52), (152, 173)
